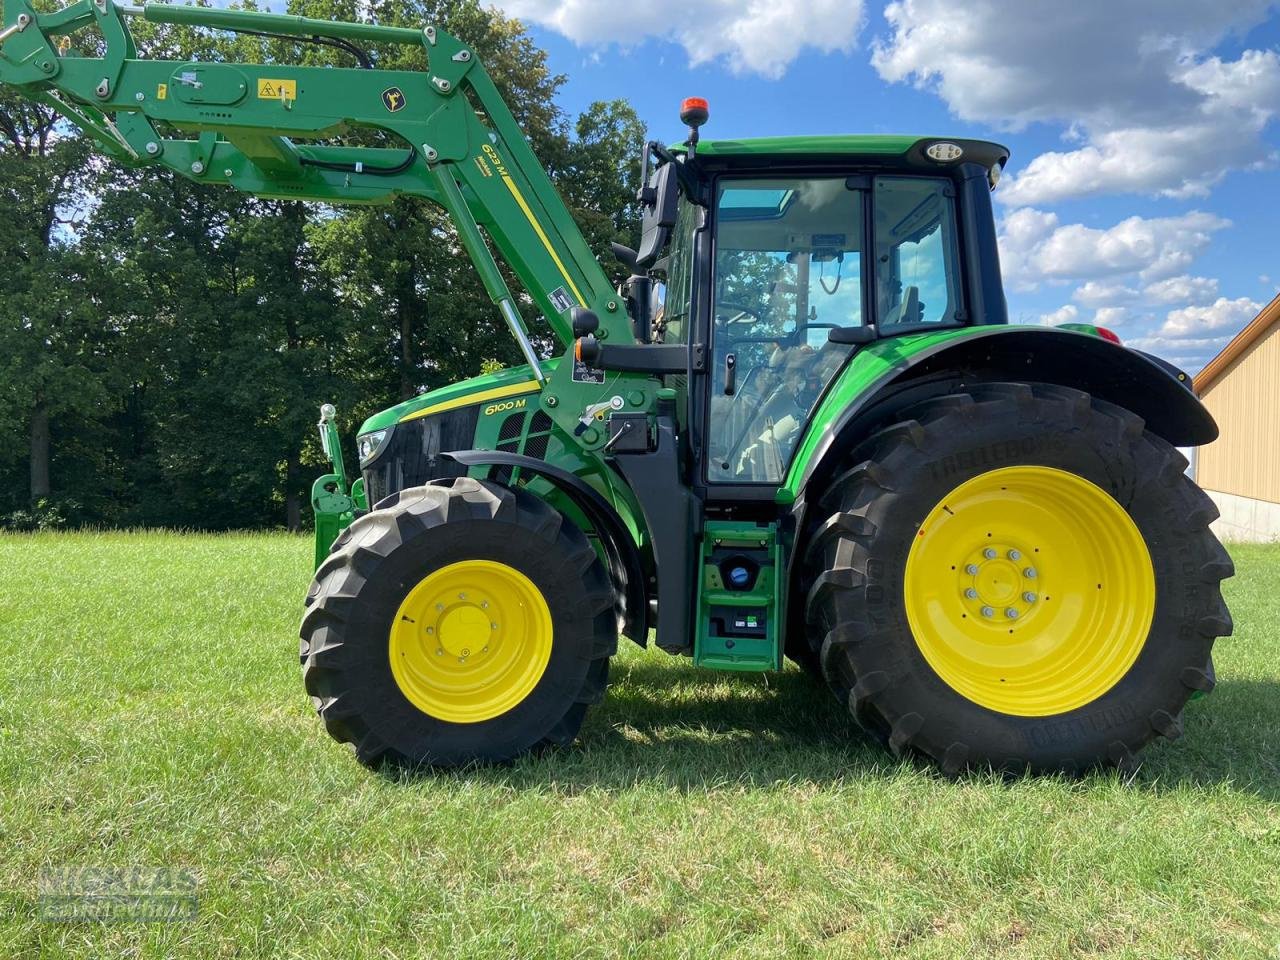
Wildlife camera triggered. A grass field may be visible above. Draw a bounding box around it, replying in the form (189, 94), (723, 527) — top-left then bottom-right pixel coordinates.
(0, 533), (1276, 959)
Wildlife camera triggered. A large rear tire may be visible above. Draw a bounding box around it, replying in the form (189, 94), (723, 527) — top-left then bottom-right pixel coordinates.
(301, 477), (616, 768)
(803, 383), (1233, 774)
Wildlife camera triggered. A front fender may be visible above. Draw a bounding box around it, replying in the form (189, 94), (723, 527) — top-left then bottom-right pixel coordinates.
(442, 450), (650, 647)
(784, 325), (1215, 499)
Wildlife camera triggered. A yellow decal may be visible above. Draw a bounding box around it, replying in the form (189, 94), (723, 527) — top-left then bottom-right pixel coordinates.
(257, 79), (297, 101)
(484, 398), (528, 417)
(157, 83), (168, 101)
(381, 87), (407, 113)
(474, 155), (494, 178)
(399, 381), (541, 423)
(481, 144), (586, 307)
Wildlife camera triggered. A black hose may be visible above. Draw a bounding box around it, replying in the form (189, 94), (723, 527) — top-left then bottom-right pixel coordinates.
(299, 146), (420, 177)
(236, 29), (373, 69)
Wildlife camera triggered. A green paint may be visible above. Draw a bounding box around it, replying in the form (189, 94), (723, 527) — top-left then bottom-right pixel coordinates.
(695, 521), (782, 672)
(690, 135), (944, 157)
(782, 326), (998, 495)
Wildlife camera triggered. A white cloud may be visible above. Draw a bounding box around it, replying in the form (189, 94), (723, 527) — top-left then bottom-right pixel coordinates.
(1093, 306), (1132, 327)
(998, 209), (1230, 288)
(1142, 275), (1220, 305)
(495, 0), (865, 78)
(1159, 296), (1262, 337)
(1036, 304), (1079, 327)
(872, 0), (1280, 204)
(1073, 281), (1140, 309)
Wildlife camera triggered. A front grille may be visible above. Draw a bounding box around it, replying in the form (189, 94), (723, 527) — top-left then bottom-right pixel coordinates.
(363, 406), (480, 507)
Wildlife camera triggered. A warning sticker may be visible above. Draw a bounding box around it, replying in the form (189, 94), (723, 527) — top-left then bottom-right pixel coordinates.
(157, 83), (168, 101)
(548, 286), (574, 314)
(257, 79), (297, 101)
(572, 359), (606, 385)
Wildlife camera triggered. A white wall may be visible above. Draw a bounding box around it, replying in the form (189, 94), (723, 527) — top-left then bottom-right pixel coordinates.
(1206, 489), (1280, 544)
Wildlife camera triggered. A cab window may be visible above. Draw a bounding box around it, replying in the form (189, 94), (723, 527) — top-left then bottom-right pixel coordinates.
(874, 177), (962, 326)
(708, 177), (864, 483)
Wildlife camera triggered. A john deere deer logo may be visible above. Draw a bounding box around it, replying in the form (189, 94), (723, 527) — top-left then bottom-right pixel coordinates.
(382, 87), (406, 113)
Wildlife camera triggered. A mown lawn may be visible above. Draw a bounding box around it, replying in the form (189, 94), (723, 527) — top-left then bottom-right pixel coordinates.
(0, 532), (1276, 959)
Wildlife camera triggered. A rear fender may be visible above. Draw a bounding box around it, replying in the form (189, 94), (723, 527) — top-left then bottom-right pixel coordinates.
(786, 326), (1215, 502)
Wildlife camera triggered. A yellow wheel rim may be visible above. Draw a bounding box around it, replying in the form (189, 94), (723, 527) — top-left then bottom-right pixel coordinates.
(904, 466), (1155, 716)
(388, 560), (552, 724)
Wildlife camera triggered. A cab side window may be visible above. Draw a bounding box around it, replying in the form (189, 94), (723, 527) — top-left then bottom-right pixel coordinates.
(874, 178), (962, 327)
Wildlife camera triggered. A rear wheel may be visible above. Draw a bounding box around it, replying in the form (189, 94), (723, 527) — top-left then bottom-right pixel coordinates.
(301, 477), (616, 768)
(804, 383), (1233, 774)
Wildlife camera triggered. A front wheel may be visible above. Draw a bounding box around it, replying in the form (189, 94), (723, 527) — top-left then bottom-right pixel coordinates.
(301, 478), (617, 768)
(804, 383), (1233, 774)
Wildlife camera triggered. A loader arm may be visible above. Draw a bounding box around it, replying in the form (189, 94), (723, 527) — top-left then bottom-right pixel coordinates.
(0, 0), (634, 355)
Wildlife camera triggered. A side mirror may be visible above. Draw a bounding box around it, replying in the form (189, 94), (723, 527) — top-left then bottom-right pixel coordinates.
(636, 161), (679, 270)
(611, 242), (639, 273)
(828, 324), (878, 345)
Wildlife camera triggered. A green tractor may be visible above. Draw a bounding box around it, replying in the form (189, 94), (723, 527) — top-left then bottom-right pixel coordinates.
(3, 1), (1233, 774)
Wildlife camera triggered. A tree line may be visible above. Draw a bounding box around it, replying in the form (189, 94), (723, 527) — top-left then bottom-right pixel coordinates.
(0, 0), (645, 531)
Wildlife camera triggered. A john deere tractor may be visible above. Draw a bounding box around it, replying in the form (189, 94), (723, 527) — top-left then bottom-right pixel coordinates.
(3, 1), (1233, 774)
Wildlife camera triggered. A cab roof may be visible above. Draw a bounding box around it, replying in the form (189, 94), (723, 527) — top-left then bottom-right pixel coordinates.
(681, 136), (1010, 170)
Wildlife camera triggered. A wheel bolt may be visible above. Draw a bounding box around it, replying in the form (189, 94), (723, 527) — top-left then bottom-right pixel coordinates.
(1023, 568), (1037, 579)
(983, 548), (997, 560)
(965, 564), (979, 575)
(965, 588), (979, 599)
(1005, 608), (1019, 619)
(436, 648), (443, 656)
(1023, 592), (1037, 603)
(458, 592), (467, 600)
(436, 603), (444, 611)
(481, 601), (489, 609)
(980, 606), (995, 618)
(491, 623), (498, 630)
(1008, 549), (1021, 561)
(426, 627), (434, 635)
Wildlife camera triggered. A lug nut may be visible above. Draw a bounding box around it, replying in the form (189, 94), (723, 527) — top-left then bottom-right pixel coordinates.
(1023, 592), (1037, 603)
(490, 622), (498, 630)
(983, 548), (997, 560)
(1008, 549), (1021, 561)
(965, 564), (979, 575)
(1005, 608), (1019, 619)
(965, 588), (979, 599)
(980, 606), (995, 618)
(1023, 568), (1037, 579)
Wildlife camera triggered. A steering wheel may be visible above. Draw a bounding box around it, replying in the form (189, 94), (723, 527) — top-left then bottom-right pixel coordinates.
(713, 303), (764, 329)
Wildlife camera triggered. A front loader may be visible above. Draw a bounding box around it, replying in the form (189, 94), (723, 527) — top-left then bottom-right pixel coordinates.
(2, 1), (1233, 774)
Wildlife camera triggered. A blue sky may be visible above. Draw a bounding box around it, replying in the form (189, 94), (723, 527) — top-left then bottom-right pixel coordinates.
(496, 0), (1280, 373)
(223, 0), (1279, 372)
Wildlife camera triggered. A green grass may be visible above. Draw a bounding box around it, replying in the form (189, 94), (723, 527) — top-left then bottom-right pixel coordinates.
(0, 533), (1277, 959)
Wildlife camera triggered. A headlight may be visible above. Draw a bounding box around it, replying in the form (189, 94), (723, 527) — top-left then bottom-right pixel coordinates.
(357, 428), (392, 466)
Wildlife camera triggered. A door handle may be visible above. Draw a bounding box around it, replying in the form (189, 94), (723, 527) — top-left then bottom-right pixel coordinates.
(723, 353), (737, 396)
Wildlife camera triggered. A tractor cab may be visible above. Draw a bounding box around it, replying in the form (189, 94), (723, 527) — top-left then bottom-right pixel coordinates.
(629, 128), (1010, 500)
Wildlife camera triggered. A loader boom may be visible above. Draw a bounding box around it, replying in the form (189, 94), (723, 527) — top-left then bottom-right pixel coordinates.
(0, 0), (633, 356)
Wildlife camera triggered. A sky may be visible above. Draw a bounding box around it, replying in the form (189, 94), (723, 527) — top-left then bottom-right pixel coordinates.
(491, 0), (1280, 374)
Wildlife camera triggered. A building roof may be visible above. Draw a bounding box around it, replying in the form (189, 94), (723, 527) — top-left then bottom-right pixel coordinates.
(1194, 291), (1280, 395)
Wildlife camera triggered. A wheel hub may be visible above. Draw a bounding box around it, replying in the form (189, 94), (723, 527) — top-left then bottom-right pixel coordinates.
(388, 560), (552, 723)
(962, 545), (1037, 621)
(904, 466), (1155, 716)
